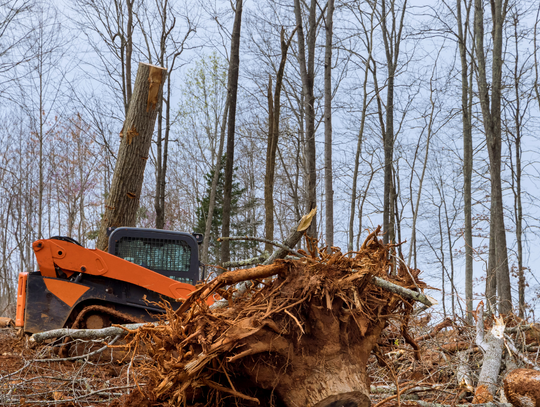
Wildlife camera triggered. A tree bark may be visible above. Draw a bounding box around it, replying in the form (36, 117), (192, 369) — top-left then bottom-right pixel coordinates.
(509, 16), (525, 319)
(456, 0), (475, 324)
(201, 97), (228, 266)
(220, 0), (243, 265)
(264, 28), (294, 255)
(474, 0), (512, 314)
(294, 0), (318, 238)
(324, 0), (334, 249)
(96, 63), (167, 251)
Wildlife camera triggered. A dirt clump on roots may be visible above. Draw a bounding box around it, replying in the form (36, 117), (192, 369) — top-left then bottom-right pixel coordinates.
(118, 230), (427, 406)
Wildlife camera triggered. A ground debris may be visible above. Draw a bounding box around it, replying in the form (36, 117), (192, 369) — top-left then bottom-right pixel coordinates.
(2, 231), (539, 406)
(0, 328), (138, 406)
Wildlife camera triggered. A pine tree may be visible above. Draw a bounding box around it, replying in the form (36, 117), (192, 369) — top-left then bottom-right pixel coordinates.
(195, 156), (258, 264)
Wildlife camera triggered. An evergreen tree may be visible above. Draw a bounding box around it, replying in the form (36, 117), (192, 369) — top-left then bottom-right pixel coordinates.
(195, 156), (258, 264)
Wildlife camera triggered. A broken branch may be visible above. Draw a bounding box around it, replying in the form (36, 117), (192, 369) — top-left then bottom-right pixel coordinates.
(218, 236), (304, 259)
(30, 322), (156, 344)
(222, 252), (270, 268)
(371, 276), (433, 307)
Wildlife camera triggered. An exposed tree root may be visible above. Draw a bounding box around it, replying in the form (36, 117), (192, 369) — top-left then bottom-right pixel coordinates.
(116, 232), (429, 406)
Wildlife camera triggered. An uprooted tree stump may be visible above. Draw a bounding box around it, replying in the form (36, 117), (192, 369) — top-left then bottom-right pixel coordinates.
(119, 230), (428, 406)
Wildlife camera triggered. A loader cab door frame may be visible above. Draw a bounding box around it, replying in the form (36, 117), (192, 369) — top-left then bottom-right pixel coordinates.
(108, 227), (200, 285)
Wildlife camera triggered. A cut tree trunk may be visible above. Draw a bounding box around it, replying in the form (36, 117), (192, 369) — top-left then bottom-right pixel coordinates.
(96, 62), (167, 250)
(473, 301), (505, 403)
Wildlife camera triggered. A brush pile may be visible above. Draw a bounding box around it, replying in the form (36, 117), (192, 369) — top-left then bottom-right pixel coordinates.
(117, 229), (427, 406)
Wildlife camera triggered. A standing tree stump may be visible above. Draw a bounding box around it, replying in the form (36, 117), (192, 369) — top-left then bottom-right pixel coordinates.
(96, 62), (167, 251)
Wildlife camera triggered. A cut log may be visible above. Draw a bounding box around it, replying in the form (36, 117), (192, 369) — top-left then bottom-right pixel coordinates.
(96, 62), (167, 250)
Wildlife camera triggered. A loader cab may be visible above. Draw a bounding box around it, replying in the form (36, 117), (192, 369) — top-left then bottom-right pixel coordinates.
(107, 227), (202, 285)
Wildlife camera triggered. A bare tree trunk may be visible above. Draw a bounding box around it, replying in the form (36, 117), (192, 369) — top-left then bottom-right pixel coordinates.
(456, 0), (475, 324)
(96, 63), (167, 250)
(324, 0), (334, 248)
(509, 15), (525, 318)
(155, 107), (165, 229)
(202, 97), (228, 266)
(220, 0), (243, 265)
(124, 0), (134, 114)
(264, 28), (294, 255)
(380, 0), (407, 245)
(486, 216), (497, 312)
(348, 59), (369, 251)
(474, 0), (512, 314)
(294, 0), (318, 238)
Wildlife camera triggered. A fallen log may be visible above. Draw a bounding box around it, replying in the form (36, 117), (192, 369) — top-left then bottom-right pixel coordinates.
(29, 322), (154, 344)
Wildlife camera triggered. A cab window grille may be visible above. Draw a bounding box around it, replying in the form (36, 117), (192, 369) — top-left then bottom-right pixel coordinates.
(115, 237), (191, 273)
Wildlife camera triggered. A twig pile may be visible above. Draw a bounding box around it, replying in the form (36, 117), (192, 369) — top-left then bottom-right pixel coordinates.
(0, 329), (139, 406)
(120, 231), (427, 406)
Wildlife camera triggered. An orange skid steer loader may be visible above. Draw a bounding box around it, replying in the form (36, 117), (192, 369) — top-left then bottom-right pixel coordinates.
(15, 228), (213, 333)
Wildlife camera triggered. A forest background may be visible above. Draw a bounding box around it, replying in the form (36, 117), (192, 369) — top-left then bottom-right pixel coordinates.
(0, 0), (539, 323)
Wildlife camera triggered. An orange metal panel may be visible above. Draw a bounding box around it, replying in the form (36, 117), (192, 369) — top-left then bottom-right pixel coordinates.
(43, 278), (90, 307)
(15, 272), (28, 327)
(33, 239), (211, 304)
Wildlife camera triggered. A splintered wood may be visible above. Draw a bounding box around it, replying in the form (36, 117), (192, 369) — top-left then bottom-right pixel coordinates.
(118, 232), (427, 406)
